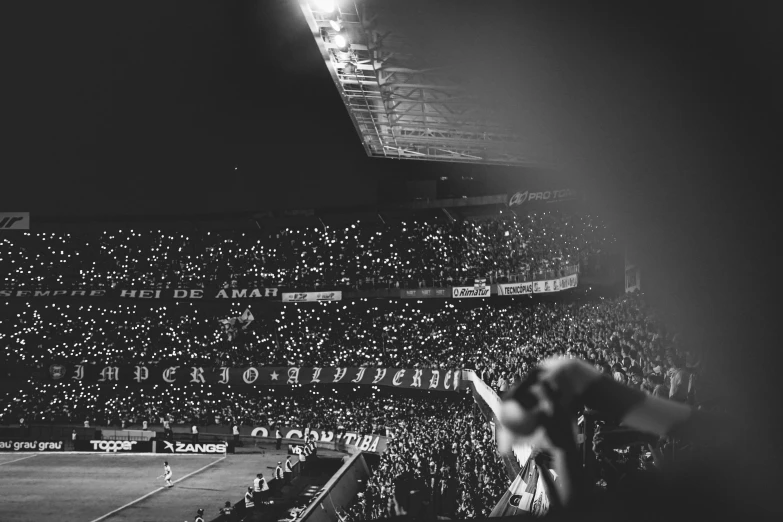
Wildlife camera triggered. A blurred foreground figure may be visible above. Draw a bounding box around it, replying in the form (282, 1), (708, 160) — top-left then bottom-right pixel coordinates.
(498, 358), (772, 522)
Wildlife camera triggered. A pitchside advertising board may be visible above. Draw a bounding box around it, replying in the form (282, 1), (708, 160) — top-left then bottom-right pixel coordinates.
(72, 440), (233, 454)
(74, 440), (154, 453)
(251, 427), (388, 454)
(157, 440), (232, 454)
(0, 440), (64, 452)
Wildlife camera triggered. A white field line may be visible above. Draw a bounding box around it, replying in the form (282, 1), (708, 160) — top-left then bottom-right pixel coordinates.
(0, 454), (38, 465)
(87, 455), (226, 522)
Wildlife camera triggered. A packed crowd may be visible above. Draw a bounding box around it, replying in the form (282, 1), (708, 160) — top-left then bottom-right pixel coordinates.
(0, 211), (612, 290)
(1, 210), (722, 520)
(344, 397), (508, 520)
(1, 379), (465, 435)
(1, 293), (704, 408)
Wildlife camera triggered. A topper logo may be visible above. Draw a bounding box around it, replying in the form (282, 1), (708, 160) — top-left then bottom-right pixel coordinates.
(90, 440), (137, 452)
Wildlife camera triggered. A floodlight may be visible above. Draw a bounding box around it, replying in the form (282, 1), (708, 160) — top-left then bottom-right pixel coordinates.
(334, 34), (348, 50)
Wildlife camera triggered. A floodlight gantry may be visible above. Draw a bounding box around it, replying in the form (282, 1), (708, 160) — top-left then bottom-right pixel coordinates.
(296, 0), (555, 167)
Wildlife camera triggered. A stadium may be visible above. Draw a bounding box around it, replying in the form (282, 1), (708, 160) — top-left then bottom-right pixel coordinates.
(2, 1), (779, 522)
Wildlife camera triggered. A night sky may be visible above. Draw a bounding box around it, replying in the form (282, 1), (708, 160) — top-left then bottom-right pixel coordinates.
(4, 0), (782, 500)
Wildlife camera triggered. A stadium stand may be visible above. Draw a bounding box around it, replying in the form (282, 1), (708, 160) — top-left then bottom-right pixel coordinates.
(1, 209), (723, 521)
(0, 211), (613, 290)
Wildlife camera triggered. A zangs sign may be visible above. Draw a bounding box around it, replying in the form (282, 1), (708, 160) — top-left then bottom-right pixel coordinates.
(158, 441), (229, 454)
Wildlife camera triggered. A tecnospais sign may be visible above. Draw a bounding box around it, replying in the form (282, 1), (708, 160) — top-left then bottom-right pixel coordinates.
(44, 365), (465, 392)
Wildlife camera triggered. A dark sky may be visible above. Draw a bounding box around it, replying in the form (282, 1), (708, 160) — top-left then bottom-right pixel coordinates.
(5, 0), (538, 217)
(5, 0), (783, 494)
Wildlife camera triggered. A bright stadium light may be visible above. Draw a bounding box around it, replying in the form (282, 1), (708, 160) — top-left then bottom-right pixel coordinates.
(334, 34), (348, 50)
(313, 0), (336, 13)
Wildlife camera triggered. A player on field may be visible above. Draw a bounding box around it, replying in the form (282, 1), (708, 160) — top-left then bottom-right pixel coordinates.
(194, 508), (205, 522)
(164, 461), (173, 487)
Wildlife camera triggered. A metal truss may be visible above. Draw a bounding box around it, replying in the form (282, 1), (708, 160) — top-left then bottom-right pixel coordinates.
(296, 1), (554, 167)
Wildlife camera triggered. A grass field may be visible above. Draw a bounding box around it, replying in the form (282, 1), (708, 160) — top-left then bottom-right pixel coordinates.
(0, 450), (289, 522)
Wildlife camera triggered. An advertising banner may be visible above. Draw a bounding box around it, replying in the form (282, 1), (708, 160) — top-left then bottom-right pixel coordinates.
(0, 440), (64, 452)
(252, 426), (388, 454)
(452, 286), (491, 298)
(0, 287), (279, 300)
(531, 274), (578, 294)
(400, 288), (450, 299)
(156, 440), (233, 455)
(507, 189), (578, 208)
(0, 212), (30, 230)
(559, 273), (578, 290)
(74, 440), (153, 453)
(281, 291), (342, 302)
(44, 365), (464, 392)
(497, 281), (534, 296)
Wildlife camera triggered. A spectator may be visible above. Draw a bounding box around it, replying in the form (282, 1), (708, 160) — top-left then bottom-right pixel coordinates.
(667, 355), (691, 403)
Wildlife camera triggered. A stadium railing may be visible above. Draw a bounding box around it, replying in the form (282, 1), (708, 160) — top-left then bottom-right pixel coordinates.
(297, 451), (371, 522)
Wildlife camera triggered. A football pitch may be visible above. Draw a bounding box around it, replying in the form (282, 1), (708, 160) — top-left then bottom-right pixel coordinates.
(0, 452), (277, 522)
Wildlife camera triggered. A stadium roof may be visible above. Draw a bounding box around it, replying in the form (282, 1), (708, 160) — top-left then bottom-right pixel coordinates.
(294, 0), (555, 167)
(25, 194), (520, 232)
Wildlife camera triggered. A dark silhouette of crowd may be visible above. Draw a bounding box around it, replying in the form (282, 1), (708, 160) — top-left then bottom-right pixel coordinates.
(344, 398), (508, 521)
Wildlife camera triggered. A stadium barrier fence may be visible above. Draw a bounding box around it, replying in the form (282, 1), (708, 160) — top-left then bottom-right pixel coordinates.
(298, 451), (371, 522)
(208, 459), (303, 522)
